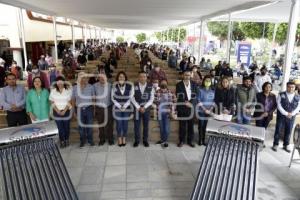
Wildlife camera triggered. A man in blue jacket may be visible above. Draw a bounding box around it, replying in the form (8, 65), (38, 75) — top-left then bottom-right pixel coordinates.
(272, 81), (300, 153)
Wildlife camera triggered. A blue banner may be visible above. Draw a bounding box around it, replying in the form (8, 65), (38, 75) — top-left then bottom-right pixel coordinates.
(237, 43), (251, 67)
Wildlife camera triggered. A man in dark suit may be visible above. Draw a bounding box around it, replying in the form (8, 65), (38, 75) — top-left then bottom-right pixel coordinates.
(176, 70), (198, 147)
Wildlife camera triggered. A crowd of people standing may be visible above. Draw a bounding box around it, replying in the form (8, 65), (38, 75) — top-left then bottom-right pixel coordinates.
(0, 43), (299, 154)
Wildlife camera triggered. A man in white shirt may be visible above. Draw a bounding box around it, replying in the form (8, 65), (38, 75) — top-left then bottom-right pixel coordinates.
(254, 66), (272, 92)
(132, 71), (154, 147)
(272, 81), (300, 152)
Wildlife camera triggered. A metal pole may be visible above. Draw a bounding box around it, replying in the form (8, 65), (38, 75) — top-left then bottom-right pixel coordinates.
(89, 27), (92, 44)
(226, 13), (232, 64)
(178, 27), (181, 45)
(99, 28), (102, 43)
(82, 25), (85, 45)
(18, 8), (27, 68)
(52, 16), (58, 63)
(171, 28), (174, 43)
(282, 0), (300, 91)
(198, 20), (204, 62)
(94, 28), (97, 44)
(71, 21), (75, 52)
(193, 23), (196, 56)
(268, 23), (278, 68)
(167, 29), (169, 42)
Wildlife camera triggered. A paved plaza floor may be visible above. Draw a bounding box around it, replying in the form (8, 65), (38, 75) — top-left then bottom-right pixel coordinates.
(61, 125), (300, 200)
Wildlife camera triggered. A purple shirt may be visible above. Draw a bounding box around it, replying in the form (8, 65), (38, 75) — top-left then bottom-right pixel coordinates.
(264, 96), (273, 112)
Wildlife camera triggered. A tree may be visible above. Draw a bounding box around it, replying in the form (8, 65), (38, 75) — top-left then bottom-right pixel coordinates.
(232, 22), (246, 41)
(239, 22), (268, 39)
(207, 21), (228, 40)
(267, 23), (288, 45)
(155, 28), (187, 42)
(116, 36), (124, 43)
(136, 33), (146, 43)
(207, 21), (245, 41)
(266, 23), (300, 45)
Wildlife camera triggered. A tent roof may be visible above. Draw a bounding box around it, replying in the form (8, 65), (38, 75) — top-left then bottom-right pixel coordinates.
(213, 1), (295, 23)
(0, 0), (282, 30)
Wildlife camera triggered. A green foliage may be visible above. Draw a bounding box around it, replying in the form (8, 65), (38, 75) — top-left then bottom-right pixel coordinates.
(136, 33), (146, 43)
(239, 22), (267, 39)
(207, 21), (246, 41)
(116, 36), (124, 43)
(155, 28), (187, 42)
(232, 22), (246, 41)
(207, 21), (228, 40)
(207, 21), (270, 41)
(267, 23), (288, 45)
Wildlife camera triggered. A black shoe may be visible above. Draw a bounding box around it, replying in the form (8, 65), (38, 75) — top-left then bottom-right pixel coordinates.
(177, 142), (183, 147)
(80, 143), (84, 148)
(188, 143), (195, 148)
(122, 143), (126, 147)
(271, 145), (278, 152)
(60, 141), (65, 148)
(108, 141), (114, 145)
(202, 142), (207, 146)
(118, 143), (122, 147)
(90, 142), (95, 146)
(198, 140), (203, 146)
(283, 146), (291, 153)
(156, 140), (162, 144)
(133, 142), (139, 147)
(143, 141), (149, 147)
(98, 141), (105, 146)
(163, 143), (168, 148)
(65, 140), (70, 147)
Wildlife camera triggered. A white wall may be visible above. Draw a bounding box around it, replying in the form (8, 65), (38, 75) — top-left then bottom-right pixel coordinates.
(23, 10), (83, 42)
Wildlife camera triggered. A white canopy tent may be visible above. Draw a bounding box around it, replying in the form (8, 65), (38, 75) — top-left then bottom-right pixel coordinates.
(0, 0), (277, 30)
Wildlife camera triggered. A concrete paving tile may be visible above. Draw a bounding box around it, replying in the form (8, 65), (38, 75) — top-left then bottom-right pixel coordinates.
(65, 152), (87, 167)
(152, 188), (191, 198)
(182, 150), (204, 164)
(77, 191), (101, 200)
(102, 182), (126, 191)
(164, 151), (188, 164)
(85, 152), (107, 166)
(106, 151), (126, 165)
(103, 165), (126, 183)
(127, 165), (149, 182)
(77, 184), (102, 192)
(100, 190), (126, 199)
(127, 182), (151, 190)
(79, 166), (104, 185)
(168, 164), (195, 181)
(147, 150), (167, 165)
(67, 167), (83, 188)
(127, 151), (148, 165)
(126, 189), (152, 199)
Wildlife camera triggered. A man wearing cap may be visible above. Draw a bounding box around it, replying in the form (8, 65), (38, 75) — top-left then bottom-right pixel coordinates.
(272, 81), (300, 153)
